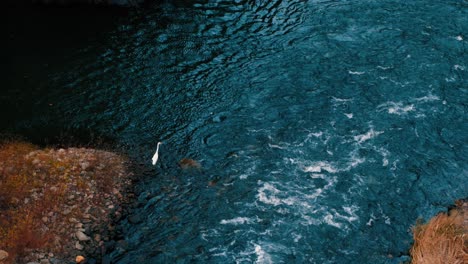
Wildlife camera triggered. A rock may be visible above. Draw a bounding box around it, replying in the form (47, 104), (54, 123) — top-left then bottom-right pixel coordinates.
(0, 250), (8, 261)
(75, 242), (84, 251)
(75, 255), (85, 263)
(104, 240), (116, 252)
(128, 214), (142, 224)
(82, 213), (91, 219)
(40, 259), (50, 264)
(178, 158), (201, 169)
(49, 258), (62, 264)
(76, 231), (91, 241)
(86, 258), (97, 264)
(116, 240), (128, 251)
(81, 162), (90, 170)
(94, 234), (101, 242)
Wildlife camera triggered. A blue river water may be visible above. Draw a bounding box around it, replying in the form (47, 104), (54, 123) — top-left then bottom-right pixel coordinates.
(2, 0), (468, 263)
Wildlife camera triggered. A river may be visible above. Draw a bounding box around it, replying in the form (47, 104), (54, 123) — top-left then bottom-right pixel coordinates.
(2, 0), (467, 263)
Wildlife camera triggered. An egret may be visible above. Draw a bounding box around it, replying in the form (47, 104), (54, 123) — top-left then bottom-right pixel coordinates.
(152, 142), (162, 165)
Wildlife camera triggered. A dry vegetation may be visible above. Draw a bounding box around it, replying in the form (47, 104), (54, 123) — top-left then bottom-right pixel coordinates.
(0, 141), (132, 263)
(410, 201), (467, 264)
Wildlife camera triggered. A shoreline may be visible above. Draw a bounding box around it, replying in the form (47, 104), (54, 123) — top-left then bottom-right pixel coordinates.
(0, 141), (134, 264)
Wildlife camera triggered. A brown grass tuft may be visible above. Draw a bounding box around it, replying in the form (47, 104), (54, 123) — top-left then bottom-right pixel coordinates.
(410, 202), (468, 264)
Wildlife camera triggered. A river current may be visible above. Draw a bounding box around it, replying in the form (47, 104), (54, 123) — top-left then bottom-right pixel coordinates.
(2, 0), (468, 263)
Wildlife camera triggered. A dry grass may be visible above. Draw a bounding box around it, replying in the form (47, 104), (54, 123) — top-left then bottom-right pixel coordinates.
(0, 140), (129, 263)
(410, 202), (467, 264)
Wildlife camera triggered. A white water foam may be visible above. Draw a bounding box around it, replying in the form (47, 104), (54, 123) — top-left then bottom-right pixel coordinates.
(354, 128), (384, 143)
(256, 182), (285, 206)
(268, 143), (286, 149)
(373, 146), (390, 167)
(331, 97), (353, 102)
(220, 217), (255, 225)
(348, 70), (365, 75)
(324, 214), (342, 228)
(254, 244), (273, 264)
(413, 94), (440, 102)
(376, 65), (391, 70)
(302, 161), (338, 173)
(378, 101), (414, 115)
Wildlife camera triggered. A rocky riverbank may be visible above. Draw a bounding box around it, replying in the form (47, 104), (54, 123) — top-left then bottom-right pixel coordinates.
(0, 141), (134, 264)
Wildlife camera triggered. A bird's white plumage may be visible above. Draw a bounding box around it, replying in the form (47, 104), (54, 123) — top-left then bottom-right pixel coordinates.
(152, 142), (162, 165)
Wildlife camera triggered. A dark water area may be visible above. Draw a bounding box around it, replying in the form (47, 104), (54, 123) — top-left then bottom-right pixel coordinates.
(2, 0), (468, 263)
(2, 4), (129, 144)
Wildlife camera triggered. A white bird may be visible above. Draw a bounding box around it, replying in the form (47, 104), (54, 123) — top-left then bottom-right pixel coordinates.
(152, 142), (162, 165)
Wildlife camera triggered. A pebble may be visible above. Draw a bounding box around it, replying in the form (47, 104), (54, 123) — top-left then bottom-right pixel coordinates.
(81, 162), (90, 170)
(128, 214), (142, 224)
(86, 258), (97, 264)
(75, 255), (85, 263)
(49, 258), (62, 264)
(75, 242), (84, 251)
(76, 231), (91, 241)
